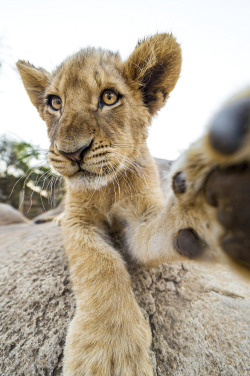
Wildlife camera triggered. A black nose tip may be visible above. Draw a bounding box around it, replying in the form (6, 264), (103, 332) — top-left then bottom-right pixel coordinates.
(60, 140), (93, 162)
(209, 97), (250, 155)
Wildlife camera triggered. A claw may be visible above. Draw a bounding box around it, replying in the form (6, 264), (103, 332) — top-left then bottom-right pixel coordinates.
(222, 235), (250, 268)
(209, 97), (250, 154)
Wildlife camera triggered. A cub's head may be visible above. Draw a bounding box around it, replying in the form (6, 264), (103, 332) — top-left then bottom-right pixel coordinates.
(17, 33), (181, 191)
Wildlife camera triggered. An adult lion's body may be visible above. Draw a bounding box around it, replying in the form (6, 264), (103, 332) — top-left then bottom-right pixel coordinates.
(17, 33), (250, 375)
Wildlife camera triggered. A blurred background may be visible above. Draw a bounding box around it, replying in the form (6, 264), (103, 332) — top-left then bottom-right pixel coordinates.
(0, 0), (249, 217)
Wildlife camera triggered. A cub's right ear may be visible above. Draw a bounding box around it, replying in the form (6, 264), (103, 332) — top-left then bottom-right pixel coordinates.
(16, 60), (51, 111)
(124, 33), (182, 117)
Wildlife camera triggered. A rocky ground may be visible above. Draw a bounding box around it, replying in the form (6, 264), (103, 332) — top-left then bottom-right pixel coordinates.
(0, 208), (249, 375)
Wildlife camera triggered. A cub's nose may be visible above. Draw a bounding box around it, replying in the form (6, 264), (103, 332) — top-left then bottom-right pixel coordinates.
(59, 140), (93, 163)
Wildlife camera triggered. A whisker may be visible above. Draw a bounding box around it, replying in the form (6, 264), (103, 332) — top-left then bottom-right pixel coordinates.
(6, 131), (49, 153)
(39, 170), (55, 211)
(8, 161), (47, 199)
(106, 161), (117, 202)
(112, 150), (149, 187)
(112, 155), (135, 196)
(27, 169), (52, 213)
(27, 173), (40, 213)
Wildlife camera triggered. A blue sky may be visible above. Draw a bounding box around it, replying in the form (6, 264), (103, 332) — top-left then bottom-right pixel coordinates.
(1, 0), (250, 159)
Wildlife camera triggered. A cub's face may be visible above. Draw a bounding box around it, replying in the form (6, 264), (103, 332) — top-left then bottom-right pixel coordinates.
(43, 50), (150, 190)
(17, 34), (182, 191)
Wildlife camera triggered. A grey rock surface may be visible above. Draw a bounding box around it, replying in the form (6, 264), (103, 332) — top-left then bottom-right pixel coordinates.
(33, 201), (64, 224)
(0, 222), (249, 376)
(0, 203), (29, 226)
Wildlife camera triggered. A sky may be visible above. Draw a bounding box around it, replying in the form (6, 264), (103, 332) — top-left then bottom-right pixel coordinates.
(0, 0), (250, 160)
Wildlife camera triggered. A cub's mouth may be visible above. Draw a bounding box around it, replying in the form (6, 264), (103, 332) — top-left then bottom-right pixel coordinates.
(73, 167), (108, 178)
(64, 159), (123, 191)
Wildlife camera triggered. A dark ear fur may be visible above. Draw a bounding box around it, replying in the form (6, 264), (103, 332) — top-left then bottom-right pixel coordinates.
(16, 60), (51, 110)
(124, 33), (182, 116)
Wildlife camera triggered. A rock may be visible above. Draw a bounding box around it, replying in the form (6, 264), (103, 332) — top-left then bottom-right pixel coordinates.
(33, 200), (64, 224)
(0, 222), (249, 376)
(0, 203), (29, 226)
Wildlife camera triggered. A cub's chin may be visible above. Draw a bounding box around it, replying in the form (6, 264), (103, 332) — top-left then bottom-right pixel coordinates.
(66, 171), (112, 192)
(64, 163), (124, 192)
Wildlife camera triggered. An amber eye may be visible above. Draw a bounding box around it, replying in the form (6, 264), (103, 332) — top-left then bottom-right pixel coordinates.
(101, 90), (119, 106)
(48, 95), (62, 111)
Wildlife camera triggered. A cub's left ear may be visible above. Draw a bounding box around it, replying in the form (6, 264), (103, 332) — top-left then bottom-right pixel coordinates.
(124, 33), (182, 116)
(16, 60), (51, 112)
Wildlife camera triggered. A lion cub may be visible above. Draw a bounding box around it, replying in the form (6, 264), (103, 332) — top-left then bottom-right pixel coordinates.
(17, 33), (250, 375)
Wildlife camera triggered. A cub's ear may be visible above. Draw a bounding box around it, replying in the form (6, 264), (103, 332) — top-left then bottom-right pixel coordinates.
(124, 33), (182, 116)
(16, 60), (51, 110)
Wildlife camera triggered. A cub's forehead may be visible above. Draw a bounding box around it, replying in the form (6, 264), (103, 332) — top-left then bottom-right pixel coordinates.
(51, 48), (124, 93)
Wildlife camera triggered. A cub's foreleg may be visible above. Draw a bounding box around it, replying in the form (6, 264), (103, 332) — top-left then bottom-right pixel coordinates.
(121, 188), (219, 267)
(62, 206), (153, 376)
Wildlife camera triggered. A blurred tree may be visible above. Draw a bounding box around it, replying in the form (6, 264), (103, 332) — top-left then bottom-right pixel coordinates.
(0, 137), (64, 218)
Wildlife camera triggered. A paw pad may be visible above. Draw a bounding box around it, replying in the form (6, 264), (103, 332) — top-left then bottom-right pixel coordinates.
(209, 97), (250, 155)
(173, 172), (186, 194)
(175, 228), (206, 258)
(205, 164), (250, 268)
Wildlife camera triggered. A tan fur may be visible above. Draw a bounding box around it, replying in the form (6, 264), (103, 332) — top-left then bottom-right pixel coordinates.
(16, 33), (249, 375)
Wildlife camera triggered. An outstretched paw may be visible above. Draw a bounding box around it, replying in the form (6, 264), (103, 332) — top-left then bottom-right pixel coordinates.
(173, 94), (250, 269)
